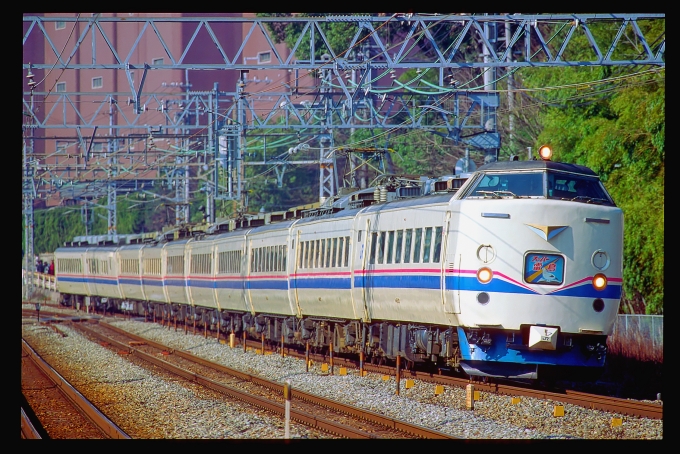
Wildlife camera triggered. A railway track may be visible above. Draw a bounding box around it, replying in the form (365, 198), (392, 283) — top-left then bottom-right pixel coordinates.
(21, 338), (130, 439)
(306, 356), (663, 421)
(23, 307), (662, 423)
(69, 319), (456, 439)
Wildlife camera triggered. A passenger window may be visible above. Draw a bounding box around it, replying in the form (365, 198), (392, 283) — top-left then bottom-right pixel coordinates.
(326, 238), (332, 268)
(298, 241), (307, 268)
(314, 240), (323, 268)
(395, 230), (403, 264)
(332, 238), (338, 267)
(413, 228), (423, 263)
(369, 232), (378, 265)
(377, 231), (386, 264)
(433, 227), (443, 263)
(423, 227), (432, 263)
(386, 231), (395, 264)
(344, 236), (350, 267)
(404, 229), (413, 263)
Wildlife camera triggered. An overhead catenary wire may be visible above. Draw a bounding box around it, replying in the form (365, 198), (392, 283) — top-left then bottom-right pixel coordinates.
(26, 14), (664, 209)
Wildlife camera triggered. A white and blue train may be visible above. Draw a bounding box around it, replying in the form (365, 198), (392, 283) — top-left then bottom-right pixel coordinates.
(54, 146), (623, 380)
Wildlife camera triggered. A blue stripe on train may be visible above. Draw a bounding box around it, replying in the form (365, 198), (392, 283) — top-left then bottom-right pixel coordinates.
(447, 276), (621, 299)
(57, 274), (621, 299)
(354, 274), (439, 289)
(294, 277), (351, 289)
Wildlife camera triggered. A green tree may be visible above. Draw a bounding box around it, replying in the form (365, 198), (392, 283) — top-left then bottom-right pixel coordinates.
(518, 20), (664, 314)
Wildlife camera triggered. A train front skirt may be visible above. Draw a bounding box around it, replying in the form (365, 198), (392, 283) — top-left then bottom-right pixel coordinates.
(456, 327), (608, 379)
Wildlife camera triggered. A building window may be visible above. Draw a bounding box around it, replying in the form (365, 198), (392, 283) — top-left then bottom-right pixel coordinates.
(258, 51), (271, 64)
(56, 82), (66, 92)
(55, 21), (65, 30)
(56, 141), (71, 154)
(91, 142), (104, 153)
(92, 77), (103, 89)
(152, 58), (164, 66)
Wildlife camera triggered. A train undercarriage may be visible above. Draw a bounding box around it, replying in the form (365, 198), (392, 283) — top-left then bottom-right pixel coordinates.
(59, 294), (462, 370)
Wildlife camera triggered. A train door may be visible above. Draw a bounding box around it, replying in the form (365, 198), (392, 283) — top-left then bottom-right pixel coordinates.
(441, 211), (460, 315)
(290, 229), (302, 318)
(138, 244), (148, 302)
(358, 218), (372, 322)
(84, 247), (97, 296)
(245, 237), (256, 315)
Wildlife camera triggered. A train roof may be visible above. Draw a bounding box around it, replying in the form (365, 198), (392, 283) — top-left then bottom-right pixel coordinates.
(362, 192), (456, 213)
(477, 160), (598, 176)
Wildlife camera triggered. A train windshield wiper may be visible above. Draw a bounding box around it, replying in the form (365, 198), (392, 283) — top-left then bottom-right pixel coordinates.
(495, 190), (519, 198)
(475, 190), (520, 199)
(571, 195), (607, 204)
(475, 190), (501, 198)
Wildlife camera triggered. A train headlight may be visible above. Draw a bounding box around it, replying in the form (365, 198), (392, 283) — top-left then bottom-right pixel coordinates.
(592, 273), (607, 291)
(593, 298), (605, 312)
(538, 145), (553, 161)
(477, 267), (493, 284)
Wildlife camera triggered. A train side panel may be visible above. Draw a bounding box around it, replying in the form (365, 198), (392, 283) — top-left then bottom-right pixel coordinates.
(54, 246), (89, 297)
(247, 223), (295, 316)
(141, 243), (167, 303)
(354, 198), (458, 326)
(213, 232), (250, 312)
(163, 239), (192, 305)
(89, 246), (122, 300)
(187, 237), (218, 310)
(117, 244), (146, 302)
(292, 216), (356, 319)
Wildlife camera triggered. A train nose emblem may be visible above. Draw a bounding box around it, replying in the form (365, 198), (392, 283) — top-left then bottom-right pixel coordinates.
(525, 224), (568, 241)
(528, 326), (558, 350)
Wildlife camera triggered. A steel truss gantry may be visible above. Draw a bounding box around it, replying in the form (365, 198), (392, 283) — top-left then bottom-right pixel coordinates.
(22, 13), (665, 229)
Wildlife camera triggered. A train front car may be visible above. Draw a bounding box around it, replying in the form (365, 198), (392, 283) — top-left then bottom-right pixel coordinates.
(451, 147), (623, 381)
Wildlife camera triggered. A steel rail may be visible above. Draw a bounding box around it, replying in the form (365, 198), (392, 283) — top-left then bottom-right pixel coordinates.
(21, 338), (131, 439)
(81, 320), (458, 439)
(21, 407), (42, 439)
(25, 308), (662, 421)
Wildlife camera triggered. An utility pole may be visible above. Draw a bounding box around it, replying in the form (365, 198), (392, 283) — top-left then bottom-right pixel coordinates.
(505, 19), (515, 157)
(237, 71), (248, 212)
(482, 14), (499, 163)
(319, 54), (335, 204)
(22, 64), (37, 300)
(107, 96), (117, 238)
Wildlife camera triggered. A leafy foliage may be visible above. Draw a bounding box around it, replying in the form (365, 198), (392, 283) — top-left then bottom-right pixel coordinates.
(518, 22), (664, 314)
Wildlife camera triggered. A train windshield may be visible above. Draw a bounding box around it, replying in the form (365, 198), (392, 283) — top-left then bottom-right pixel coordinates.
(463, 171), (615, 206)
(546, 171), (615, 205)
